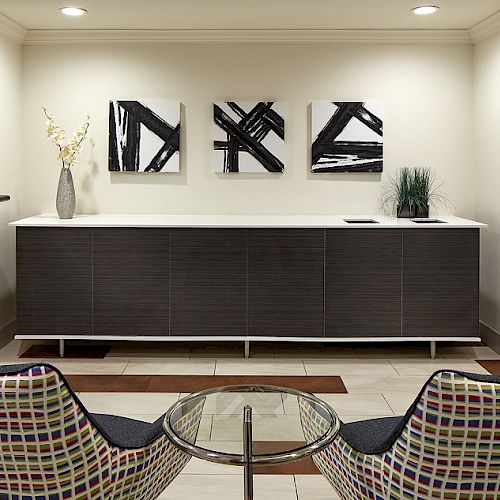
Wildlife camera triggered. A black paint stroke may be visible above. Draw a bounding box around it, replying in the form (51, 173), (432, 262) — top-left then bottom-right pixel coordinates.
(227, 102), (285, 141)
(108, 101), (180, 172)
(214, 102), (284, 173)
(145, 123), (181, 172)
(312, 102), (383, 173)
(314, 141), (383, 161)
(108, 101), (121, 171)
(227, 135), (240, 173)
(123, 109), (141, 171)
(332, 102), (383, 137)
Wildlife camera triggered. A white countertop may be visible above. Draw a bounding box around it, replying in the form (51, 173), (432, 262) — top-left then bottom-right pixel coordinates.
(9, 214), (487, 228)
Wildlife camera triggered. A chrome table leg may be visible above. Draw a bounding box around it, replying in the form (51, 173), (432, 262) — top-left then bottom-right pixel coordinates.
(243, 405), (253, 500)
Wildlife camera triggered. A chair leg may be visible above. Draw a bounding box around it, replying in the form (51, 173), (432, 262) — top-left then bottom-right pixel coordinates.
(59, 339), (65, 358)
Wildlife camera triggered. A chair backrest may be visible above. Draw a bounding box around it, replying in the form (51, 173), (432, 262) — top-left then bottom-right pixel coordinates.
(0, 363), (116, 496)
(393, 370), (500, 488)
(0, 363), (204, 499)
(300, 370), (500, 497)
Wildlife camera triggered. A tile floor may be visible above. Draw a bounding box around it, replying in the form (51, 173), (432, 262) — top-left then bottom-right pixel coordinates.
(0, 339), (498, 500)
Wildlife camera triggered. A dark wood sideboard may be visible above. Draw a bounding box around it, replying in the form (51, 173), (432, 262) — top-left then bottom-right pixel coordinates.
(15, 225), (480, 357)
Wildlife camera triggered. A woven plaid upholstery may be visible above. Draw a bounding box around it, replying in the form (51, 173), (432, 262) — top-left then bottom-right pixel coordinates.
(0, 363), (204, 499)
(299, 370), (500, 499)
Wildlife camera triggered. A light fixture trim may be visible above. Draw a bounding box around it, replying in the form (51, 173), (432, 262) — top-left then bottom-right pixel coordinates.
(59, 6), (88, 17)
(411, 5), (440, 15)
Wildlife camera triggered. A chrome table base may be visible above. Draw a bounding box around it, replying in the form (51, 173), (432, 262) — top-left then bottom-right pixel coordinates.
(243, 405), (254, 500)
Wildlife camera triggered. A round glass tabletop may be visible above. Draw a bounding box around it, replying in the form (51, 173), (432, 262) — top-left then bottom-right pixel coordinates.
(163, 384), (340, 466)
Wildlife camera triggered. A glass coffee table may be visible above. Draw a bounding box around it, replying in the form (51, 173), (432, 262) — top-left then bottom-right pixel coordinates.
(163, 385), (340, 500)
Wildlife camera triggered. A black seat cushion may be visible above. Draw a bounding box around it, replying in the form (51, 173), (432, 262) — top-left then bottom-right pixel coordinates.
(91, 413), (166, 449)
(339, 416), (405, 454)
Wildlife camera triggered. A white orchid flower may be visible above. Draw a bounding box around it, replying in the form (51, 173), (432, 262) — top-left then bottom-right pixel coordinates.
(43, 108), (90, 169)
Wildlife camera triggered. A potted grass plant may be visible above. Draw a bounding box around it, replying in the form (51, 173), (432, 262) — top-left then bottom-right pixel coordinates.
(381, 167), (448, 218)
(412, 167), (447, 218)
(381, 167), (415, 218)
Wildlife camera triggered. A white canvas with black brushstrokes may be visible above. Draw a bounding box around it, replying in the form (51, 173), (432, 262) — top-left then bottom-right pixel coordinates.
(109, 100), (180, 173)
(213, 102), (285, 173)
(311, 101), (384, 173)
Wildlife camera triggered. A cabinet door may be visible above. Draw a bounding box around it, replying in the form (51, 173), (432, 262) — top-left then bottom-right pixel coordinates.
(325, 229), (402, 338)
(17, 227), (92, 336)
(170, 229), (247, 336)
(93, 228), (169, 336)
(248, 229), (324, 337)
(402, 229), (479, 337)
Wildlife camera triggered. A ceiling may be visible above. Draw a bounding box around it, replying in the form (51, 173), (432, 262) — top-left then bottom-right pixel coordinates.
(0, 0), (498, 31)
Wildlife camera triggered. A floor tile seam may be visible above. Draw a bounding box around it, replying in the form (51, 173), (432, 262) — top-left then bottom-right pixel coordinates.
(380, 393), (397, 417)
(301, 359), (307, 376)
(207, 415), (214, 441)
(143, 374), (154, 392)
(388, 359), (402, 376)
(293, 474), (299, 500)
(302, 360), (310, 376)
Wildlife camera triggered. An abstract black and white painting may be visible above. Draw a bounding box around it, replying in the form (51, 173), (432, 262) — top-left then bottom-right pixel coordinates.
(213, 102), (285, 173)
(311, 101), (383, 173)
(109, 100), (180, 172)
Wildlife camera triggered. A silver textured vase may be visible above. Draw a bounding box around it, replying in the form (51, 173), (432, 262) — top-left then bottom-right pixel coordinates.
(56, 167), (76, 219)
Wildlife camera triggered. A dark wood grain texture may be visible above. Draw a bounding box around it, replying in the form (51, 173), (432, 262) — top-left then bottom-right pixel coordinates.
(476, 360), (500, 375)
(402, 229), (479, 337)
(17, 227), (92, 336)
(93, 228), (170, 336)
(248, 229), (324, 337)
(64, 374), (347, 393)
(326, 229), (402, 337)
(170, 229), (247, 336)
(16, 226), (482, 342)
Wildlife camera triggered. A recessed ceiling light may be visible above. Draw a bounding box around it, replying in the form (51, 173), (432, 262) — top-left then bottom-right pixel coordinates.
(411, 5), (440, 15)
(59, 7), (88, 17)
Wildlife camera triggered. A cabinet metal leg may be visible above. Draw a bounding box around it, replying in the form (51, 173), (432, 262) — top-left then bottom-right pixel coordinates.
(59, 339), (65, 358)
(430, 341), (436, 359)
(244, 340), (250, 359)
(243, 405), (253, 500)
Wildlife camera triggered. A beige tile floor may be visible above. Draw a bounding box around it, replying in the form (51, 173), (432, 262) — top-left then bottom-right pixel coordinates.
(0, 339), (496, 499)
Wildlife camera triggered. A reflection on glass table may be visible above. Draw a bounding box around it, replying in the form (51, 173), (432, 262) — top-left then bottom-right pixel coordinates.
(163, 385), (339, 500)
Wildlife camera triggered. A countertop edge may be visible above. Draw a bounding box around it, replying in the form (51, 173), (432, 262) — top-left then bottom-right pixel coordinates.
(8, 214), (488, 229)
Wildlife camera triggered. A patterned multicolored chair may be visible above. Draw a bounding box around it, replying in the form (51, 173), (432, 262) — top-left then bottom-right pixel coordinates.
(299, 370), (500, 499)
(0, 363), (204, 499)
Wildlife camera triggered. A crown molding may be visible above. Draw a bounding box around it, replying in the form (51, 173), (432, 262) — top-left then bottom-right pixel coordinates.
(470, 10), (500, 43)
(23, 28), (472, 46)
(0, 13), (27, 43)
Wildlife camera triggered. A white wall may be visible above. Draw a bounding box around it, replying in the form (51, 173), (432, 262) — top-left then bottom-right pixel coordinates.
(20, 43), (474, 217)
(0, 32), (21, 326)
(474, 32), (500, 335)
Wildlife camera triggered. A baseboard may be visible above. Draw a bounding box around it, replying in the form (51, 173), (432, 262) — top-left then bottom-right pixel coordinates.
(480, 321), (500, 354)
(0, 319), (16, 350)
